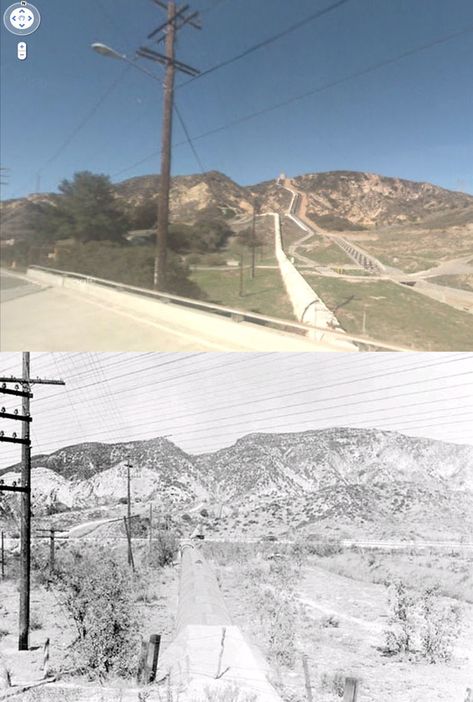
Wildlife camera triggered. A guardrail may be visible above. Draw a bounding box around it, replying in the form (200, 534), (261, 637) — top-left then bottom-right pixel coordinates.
(26, 265), (414, 352)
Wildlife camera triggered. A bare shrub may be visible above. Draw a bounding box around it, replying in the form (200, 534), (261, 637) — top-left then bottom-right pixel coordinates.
(202, 683), (257, 701)
(384, 580), (419, 655)
(149, 529), (179, 568)
(51, 546), (141, 679)
(319, 614), (340, 628)
(320, 669), (345, 697)
(419, 586), (462, 662)
(384, 580), (462, 662)
(255, 586), (298, 667)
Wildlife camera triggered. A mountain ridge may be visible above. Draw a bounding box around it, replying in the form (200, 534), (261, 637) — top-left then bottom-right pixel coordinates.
(2, 170), (472, 241)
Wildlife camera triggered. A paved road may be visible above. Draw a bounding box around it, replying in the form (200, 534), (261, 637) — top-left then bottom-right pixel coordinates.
(0, 269), (339, 352)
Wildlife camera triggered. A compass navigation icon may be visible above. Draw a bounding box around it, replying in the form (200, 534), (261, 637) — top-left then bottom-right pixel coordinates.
(3, 2), (41, 35)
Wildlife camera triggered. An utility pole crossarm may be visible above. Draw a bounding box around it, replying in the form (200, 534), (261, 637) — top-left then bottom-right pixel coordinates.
(0, 377), (66, 386)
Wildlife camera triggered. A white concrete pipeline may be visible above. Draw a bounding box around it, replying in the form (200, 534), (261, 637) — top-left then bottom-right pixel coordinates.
(272, 213), (357, 350)
(156, 543), (283, 702)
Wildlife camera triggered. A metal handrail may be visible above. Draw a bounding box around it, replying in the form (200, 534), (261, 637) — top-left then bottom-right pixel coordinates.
(28, 265), (415, 352)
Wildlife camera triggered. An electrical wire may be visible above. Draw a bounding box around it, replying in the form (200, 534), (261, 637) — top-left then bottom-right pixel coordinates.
(112, 24), (473, 178)
(177, 0), (352, 88)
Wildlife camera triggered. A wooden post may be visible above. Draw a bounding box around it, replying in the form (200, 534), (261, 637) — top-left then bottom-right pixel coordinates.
(43, 638), (50, 678)
(343, 677), (359, 702)
(1, 531), (4, 579)
(146, 634), (161, 683)
(123, 516), (135, 572)
(49, 529), (55, 576)
(301, 654), (314, 702)
(136, 639), (148, 684)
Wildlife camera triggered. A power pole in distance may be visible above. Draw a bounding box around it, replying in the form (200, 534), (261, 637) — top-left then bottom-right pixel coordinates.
(250, 198), (261, 280)
(125, 460), (132, 565)
(137, 1), (201, 291)
(0, 353), (65, 650)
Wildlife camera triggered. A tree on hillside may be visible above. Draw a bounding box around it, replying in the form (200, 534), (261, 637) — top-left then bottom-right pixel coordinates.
(56, 171), (129, 243)
(237, 226), (264, 251)
(126, 198), (158, 231)
(168, 218), (232, 254)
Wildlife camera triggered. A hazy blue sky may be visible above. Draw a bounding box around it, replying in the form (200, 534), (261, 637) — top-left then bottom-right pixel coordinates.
(1, 0), (472, 199)
(1, 352), (472, 467)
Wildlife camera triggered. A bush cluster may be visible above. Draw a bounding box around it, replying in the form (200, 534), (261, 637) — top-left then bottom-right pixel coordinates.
(51, 546), (141, 679)
(384, 580), (462, 662)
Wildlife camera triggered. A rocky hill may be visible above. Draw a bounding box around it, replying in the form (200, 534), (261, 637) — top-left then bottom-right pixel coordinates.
(291, 171), (473, 230)
(2, 170), (472, 242)
(1, 428), (472, 538)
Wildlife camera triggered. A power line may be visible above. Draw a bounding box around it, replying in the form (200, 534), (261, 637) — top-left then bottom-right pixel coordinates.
(111, 24), (473, 178)
(18, 354), (473, 427)
(177, 0), (352, 88)
(12, 359), (472, 454)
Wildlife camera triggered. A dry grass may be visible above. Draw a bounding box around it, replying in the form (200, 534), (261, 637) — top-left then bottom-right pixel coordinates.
(315, 549), (473, 603)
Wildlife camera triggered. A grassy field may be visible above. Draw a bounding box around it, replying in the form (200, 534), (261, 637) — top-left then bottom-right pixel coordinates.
(299, 240), (355, 266)
(210, 545), (473, 702)
(305, 276), (473, 350)
(430, 274), (473, 293)
(354, 224), (473, 273)
(190, 267), (295, 320)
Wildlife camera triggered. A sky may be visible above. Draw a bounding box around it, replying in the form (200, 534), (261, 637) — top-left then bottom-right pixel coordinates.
(1, 0), (472, 201)
(1, 352), (472, 468)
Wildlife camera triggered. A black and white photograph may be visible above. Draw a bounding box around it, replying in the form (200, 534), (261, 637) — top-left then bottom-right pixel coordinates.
(0, 352), (472, 701)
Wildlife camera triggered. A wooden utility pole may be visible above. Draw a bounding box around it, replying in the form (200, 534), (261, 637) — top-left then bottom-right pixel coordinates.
(250, 198), (261, 279)
(126, 461), (132, 565)
(137, 0), (201, 291)
(148, 503), (153, 559)
(0, 355), (65, 650)
(123, 516), (135, 572)
(154, 1), (176, 290)
(19, 352), (31, 651)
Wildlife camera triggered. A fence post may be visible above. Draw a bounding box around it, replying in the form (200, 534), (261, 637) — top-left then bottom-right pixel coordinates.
(343, 677), (359, 702)
(136, 639), (148, 684)
(301, 654), (314, 702)
(43, 638), (50, 678)
(49, 529), (55, 576)
(144, 634), (161, 683)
